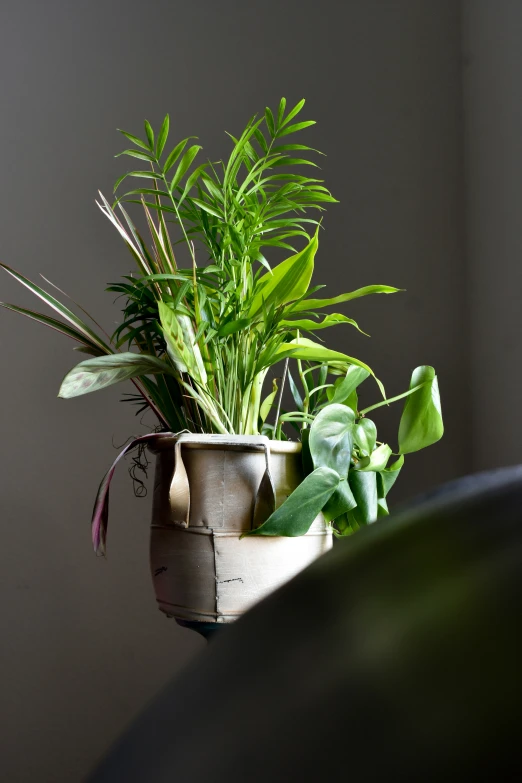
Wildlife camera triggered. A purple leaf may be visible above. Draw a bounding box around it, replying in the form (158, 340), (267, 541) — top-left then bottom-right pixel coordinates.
(92, 432), (175, 555)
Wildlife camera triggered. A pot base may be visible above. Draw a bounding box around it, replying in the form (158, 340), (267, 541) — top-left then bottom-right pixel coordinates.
(175, 619), (224, 641)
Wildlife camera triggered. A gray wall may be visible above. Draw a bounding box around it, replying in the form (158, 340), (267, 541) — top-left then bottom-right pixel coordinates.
(462, 0), (522, 470)
(0, 1), (469, 780)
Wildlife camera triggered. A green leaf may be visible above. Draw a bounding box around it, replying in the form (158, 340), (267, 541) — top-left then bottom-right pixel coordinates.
(280, 313), (367, 334)
(244, 466), (339, 537)
(156, 114), (169, 158)
(280, 98), (305, 127)
(144, 120), (154, 149)
(115, 149), (156, 162)
(217, 318), (250, 337)
(398, 366), (444, 454)
(170, 145), (202, 192)
(259, 378), (278, 423)
(377, 454), (404, 498)
(291, 285), (401, 313)
(117, 129), (150, 151)
(349, 470), (378, 524)
(58, 352), (172, 398)
(356, 443), (392, 472)
(163, 137), (194, 174)
(178, 163), (209, 206)
(288, 371), (304, 411)
(328, 366), (370, 405)
(273, 337), (374, 379)
(323, 480), (357, 522)
(354, 418), (377, 456)
(278, 120), (316, 137)
(277, 97), (287, 127)
(309, 404), (357, 521)
(309, 403), (355, 477)
(249, 230), (318, 316)
(264, 106), (275, 136)
(158, 302), (206, 383)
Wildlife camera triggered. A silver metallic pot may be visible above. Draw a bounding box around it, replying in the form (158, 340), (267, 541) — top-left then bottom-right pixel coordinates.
(149, 434), (332, 624)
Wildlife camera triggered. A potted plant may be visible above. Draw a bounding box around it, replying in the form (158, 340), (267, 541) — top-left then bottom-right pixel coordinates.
(0, 98), (443, 633)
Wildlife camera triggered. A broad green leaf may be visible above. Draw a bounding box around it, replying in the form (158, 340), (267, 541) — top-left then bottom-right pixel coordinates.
(323, 480), (357, 522)
(356, 443), (392, 472)
(377, 454), (404, 498)
(58, 352), (172, 398)
(309, 404), (356, 521)
(328, 366), (370, 405)
(280, 313), (367, 334)
(377, 497), (389, 517)
(309, 403), (355, 477)
(398, 366), (443, 454)
(291, 285), (401, 313)
(249, 231), (318, 316)
(354, 418), (377, 456)
(156, 114), (169, 158)
(244, 466), (339, 537)
(349, 470), (378, 524)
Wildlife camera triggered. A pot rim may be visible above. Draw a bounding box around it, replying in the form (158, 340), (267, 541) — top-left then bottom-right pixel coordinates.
(148, 433), (302, 455)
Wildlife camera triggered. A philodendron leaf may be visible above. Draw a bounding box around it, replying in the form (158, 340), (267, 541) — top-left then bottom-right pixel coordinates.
(322, 480), (357, 522)
(354, 418), (377, 456)
(377, 454), (404, 498)
(249, 230), (318, 316)
(244, 466), (340, 537)
(58, 353), (173, 398)
(398, 366), (444, 454)
(309, 404), (356, 521)
(356, 443), (392, 472)
(309, 403), (355, 476)
(349, 469), (378, 525)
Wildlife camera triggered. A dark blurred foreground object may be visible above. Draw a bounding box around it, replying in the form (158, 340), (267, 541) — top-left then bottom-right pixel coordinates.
(89, 467), (522, 782)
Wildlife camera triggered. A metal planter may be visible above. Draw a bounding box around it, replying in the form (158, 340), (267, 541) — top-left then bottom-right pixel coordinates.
(149, 434), (332, 624)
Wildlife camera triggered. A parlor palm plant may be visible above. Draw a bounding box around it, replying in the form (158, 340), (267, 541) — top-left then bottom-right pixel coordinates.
(0, 98), (443, 555)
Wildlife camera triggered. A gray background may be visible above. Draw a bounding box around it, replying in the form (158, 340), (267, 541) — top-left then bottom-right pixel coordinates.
(0, 1), (516, 780)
